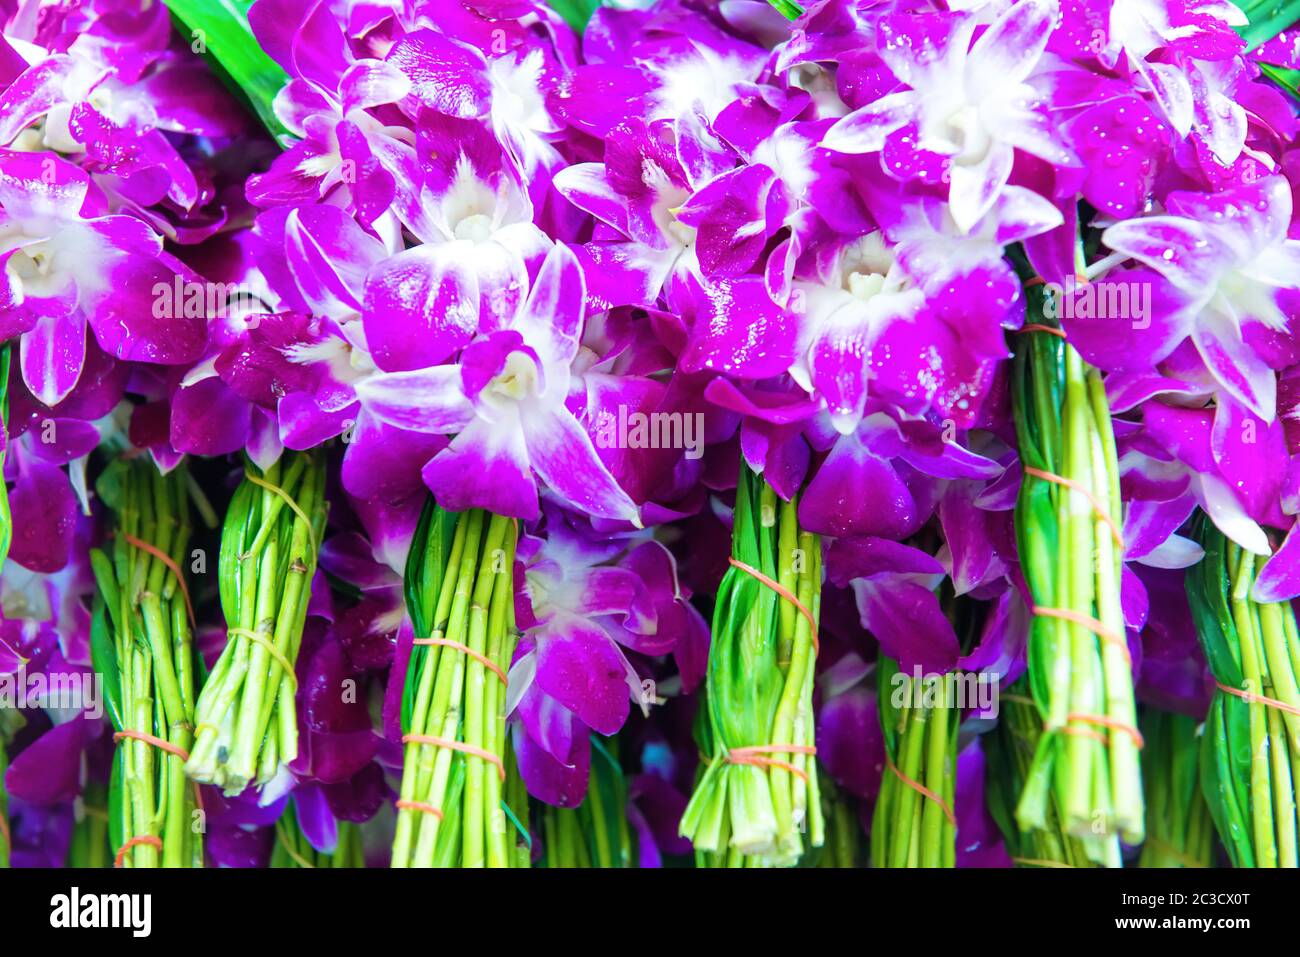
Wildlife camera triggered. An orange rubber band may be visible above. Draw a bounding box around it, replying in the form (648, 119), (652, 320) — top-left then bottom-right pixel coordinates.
(113, 729), (190, 762)
(113, 731), (206, 812)
(114, 835), (163, 868)
(244, 469), (318, 553)
(124, 533), (195, 626)
(1023, 466), (1125, 550)
(228, 627), (298, 692)
(886, 755), (957, 827)
(1057, 725), (1108, 744)
(1019, 323), (1068, 339)
(1215, 680), (1300, 718)
(725, 744), (816, 783)
(414, 636), (508, 685)
(395, 799), (446, 820)
(728, 557), (819, 654)
(1031, 605), (1131, 666)
(402, 734), (506, 782)
(1063, 712), (1145, 749)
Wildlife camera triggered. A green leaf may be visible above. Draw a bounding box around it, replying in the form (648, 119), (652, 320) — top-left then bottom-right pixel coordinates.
(163, 0), (290, 142)
(547, 0), (603, 32)
(1235, 1), (1300, 52)
(1259, 62), (1300, 101)
(89, 597), (124, 733)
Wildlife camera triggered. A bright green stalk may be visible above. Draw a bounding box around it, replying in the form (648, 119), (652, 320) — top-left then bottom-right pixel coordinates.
(1188, 521), (1300, 867)
(271, 798), (365, 868)
(1138, 710), (1214, 868)
(1011, 268), (1143, 861)
(91, 457), (204, 867)
(681, 464), (823, 867)
(186, 450), (326, 794)
(537, 736), (635, 868)
(392, 500), (526, 867)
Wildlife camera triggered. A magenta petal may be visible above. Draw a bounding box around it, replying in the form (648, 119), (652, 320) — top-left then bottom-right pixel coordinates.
(387, 29), (490, 119)
(681, 277), (796, 379)
(534, 612), (631, 737)
(170, 378), (252, 456)
(852, 577), (961, 674)
(294, 785), (339, 854)
(522, 407), (640, 523)
(514, 722), (590, 808)
(4, 716), (93, 804)
(363, 244), (481, 372)
(1254, 521), (1300, 603)
(799, 434), (918, 539)
(19, 312), (85, 407)
(9, 458), (77, 572)
(421, 415), (539, 519)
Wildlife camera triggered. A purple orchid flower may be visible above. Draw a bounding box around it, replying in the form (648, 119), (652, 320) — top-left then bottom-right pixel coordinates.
(357, 242), (640, 523)
(0, 151), (205, 405)
(821, 0), (1076, 233)
(1096, 175), (1300, 421)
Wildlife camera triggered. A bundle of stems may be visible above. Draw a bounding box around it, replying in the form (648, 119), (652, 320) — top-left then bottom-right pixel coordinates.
(89, 457), (205, 867)
(1186, 519), (1300, 867)
(871, 657), (958, 867)
(680, 465), (823, 867)
(65, 782), (112, 868)
(1138, 709), (1213, 867)
(804, 777), (863, 868)
(391, 500), (531, 868)
(538, 736), (634, 868)
(186, 450), (327, 794)
(1011, 277), (1143, 858)
(987, 678), (1114, 867)
(271, 799), (365, 868)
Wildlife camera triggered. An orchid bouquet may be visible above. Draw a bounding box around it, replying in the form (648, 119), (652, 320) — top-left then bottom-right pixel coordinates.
(6, 0), (1300, 875)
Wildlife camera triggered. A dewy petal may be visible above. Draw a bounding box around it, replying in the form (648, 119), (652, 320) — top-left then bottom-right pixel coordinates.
(552, 163), (629, 234)
(534, 611), (631, 736)
(362, 243), (481, 372)
(1101, 216), (1218, 292)
(851, 577), (960, 674)
(820, 91), (916, 155)
(948, 141), (1014, 234)
(20, 312), (85, 407)
(387, 29), (490, 119)
(1193, 472), (1271, 556)
(355, 366), (474, 434)
(340, 59), (410, 115)
(522, 405), (640, 524)
(681, 277), (797, 379)
(1253, 520), (1300, 603)
(968, 0), (1057, 87)
(512, 243), (583, 369)
(421, 412), (539, 519)
(1191, 319), (1276, 421)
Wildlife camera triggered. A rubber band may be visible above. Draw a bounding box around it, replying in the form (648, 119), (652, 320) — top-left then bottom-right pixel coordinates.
(1215, 680), (1300, 718)
(244, 469), (318, 553)
(414, 636), (508, 686)
(1012, 856), (1075, 868)
(0, 812), (9, 850)
(228, 627), (298, 692)
(725, 743), (816, 782)
(402, 734), (506, 782)
(1023, 466), (1125, 550)
(124, 533), (195, 626)
(113, 731), (206, 812)
(728, 556), (820, 654)
(1057, 725), (1108, 744)
(113, 729), (190, 763)
(395, 799), (445, 820)
(1019, 323), (1068, 339)
(885, 755), (957, 828)
(1063, 712), (1145, 749)
(114, 835), (163, 868)
(1031, 605), (1131, 667)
